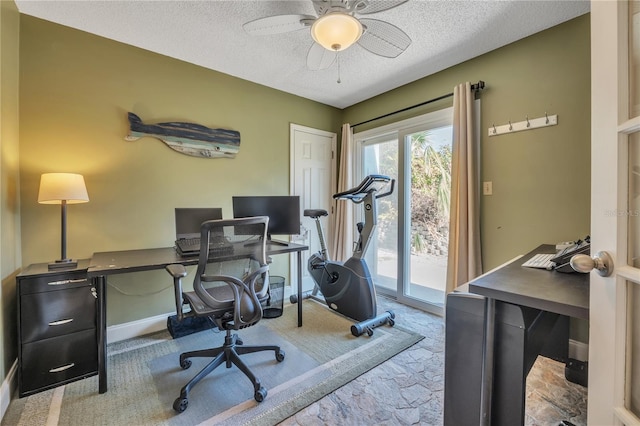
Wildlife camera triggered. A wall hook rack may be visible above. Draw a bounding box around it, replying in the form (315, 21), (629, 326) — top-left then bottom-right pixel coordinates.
(488, 113), (558, 137)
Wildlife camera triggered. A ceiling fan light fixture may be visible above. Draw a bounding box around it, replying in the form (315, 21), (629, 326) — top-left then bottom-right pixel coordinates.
(311, 13), (363, 52)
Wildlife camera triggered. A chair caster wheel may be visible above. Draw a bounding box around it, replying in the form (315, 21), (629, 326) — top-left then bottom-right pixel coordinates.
(179, 358), (192, 369)
(366, 327), (374, 337)
(275, 349), (285, 362)
(388, 318), (395, 327)
(254, 387), (267, 402)
(173, 397), (188, 413)
(289, 294), (298, 304)
(236, 337), (244, 345)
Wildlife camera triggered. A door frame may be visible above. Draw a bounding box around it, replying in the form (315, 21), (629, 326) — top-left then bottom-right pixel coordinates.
(590, 1), (640, 424)
(289, 123), (337, 298)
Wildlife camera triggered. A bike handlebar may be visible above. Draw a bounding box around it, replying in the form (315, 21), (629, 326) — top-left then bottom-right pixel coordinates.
(333, 174), (395, 202)
(374, 179), (395, 200)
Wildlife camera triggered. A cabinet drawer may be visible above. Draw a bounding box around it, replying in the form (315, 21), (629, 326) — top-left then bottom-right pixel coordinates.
(20, 286), (96, 343)
(20, 271), (89, 295)
(20, 329), (97, 397)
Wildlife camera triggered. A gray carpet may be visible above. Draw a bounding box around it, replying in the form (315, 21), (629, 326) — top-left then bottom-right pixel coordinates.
(3, 301), (423, 426)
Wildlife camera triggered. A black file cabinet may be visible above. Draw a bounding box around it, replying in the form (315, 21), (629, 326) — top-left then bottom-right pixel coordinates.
(17, 260), (98, 397)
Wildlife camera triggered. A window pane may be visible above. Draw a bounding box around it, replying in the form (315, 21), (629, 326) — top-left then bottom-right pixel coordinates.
(363, 139), (399, 292)
(406, 126), (452, 305)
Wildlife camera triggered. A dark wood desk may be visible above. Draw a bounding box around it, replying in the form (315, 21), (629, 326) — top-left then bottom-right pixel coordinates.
(468, 244), (589, 320)
(444, 244), (589, 426)
(87, 241), (308, 394)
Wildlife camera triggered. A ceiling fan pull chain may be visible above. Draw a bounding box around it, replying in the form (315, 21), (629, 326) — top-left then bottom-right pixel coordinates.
(337, 53), (341, 84)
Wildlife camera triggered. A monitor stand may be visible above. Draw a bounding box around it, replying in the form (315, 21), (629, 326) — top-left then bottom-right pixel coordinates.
(244, 236), (289, 247)
(267, 238), (290, 247)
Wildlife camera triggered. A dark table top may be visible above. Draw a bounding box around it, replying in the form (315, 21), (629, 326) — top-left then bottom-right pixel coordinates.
(87, 241), (308, 277)
(18, 259), (91, 277)
(468, 244), (589, 320)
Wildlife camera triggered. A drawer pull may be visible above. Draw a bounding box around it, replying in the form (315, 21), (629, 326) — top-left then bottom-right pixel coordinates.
(49, 363), (75, 373)
(48, 318), (74, 326)
(48, 278), (87, 286)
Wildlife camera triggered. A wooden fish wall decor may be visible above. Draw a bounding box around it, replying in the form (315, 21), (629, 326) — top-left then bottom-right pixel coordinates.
(125, 112), (240, 158)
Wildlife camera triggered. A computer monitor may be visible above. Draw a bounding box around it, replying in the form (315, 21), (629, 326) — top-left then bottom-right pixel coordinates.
(174, 208), (223, 239)
(232, 196), (301, 243)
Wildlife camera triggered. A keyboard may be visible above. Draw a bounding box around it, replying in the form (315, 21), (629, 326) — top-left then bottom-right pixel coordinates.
(522, 253), (555, 270)
(176, 238), (200, 254)
(175, 238), (234, 257)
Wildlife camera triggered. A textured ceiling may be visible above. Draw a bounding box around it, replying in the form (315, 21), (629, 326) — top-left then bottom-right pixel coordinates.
(15, 0), (590, 109)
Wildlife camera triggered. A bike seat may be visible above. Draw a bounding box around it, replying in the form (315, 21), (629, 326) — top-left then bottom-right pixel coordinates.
(304, 209), (328, 219)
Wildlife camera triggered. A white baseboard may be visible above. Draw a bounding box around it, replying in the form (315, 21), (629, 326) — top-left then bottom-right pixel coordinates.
(106, 314), (590, 359)
(569, 339), (589, 362)
(1, 360), (17, 422)
(107, 312), (173, 344)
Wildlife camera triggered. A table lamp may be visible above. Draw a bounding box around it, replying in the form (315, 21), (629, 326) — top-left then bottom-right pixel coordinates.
(38, 173), (89, 270)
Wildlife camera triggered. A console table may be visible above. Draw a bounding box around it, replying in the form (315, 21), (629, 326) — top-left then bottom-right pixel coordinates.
(87, 241), (308, 394)
(444, 244), (589, 425)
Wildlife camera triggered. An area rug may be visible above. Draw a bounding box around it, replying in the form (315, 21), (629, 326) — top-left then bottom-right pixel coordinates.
(3, 301), (423, 426)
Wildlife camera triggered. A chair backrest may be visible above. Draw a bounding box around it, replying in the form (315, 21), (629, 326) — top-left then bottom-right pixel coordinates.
(193, 216), (270, 329)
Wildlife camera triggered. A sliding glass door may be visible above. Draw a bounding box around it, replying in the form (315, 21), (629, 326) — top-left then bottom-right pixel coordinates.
(356, 108), (453, 314)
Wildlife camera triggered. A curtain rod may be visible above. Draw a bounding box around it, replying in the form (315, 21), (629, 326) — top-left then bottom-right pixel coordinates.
(351, 80), (485, 129)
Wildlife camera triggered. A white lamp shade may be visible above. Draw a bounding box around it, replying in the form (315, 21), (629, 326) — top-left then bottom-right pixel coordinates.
(38, 173), (89, 204)
(311, 13), (363, 52)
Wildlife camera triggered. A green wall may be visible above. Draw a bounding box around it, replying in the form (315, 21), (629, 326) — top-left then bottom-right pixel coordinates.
(18, 16), (342, 325)
(15, 14), (589, 335)
(0, 4), (591, 398)
(344, 15), (591, 272)
(0, 0), (21, 388)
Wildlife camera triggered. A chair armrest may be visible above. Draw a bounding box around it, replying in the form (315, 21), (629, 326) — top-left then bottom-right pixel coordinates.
(166, 264), (188, 321)
(166, 264), (187, 278)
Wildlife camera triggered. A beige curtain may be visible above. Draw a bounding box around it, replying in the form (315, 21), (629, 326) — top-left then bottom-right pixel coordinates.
(330, 123), (354, 262)
(446, 82), (482, 293)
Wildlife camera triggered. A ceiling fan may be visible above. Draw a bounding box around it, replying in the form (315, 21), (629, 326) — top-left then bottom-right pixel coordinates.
(243, 0), (412, 71)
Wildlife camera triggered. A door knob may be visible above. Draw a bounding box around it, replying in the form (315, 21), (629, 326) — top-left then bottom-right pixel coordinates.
(570, 251), (614, 277)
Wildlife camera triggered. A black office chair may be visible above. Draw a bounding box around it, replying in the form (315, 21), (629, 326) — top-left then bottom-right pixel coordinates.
(165, 216), (285, 413)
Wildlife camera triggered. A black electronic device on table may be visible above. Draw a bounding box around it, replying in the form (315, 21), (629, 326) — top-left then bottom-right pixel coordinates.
(174, 208), (224, 256)
(232, 195), (300, 246)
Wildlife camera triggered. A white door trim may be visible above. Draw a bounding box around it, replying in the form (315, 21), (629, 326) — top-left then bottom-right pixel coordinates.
(590, 1), (640, 424)
(289, 123), (337, 296)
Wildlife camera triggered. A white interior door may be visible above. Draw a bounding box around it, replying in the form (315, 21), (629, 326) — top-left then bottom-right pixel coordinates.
(589, 1), (640, 424)
(290, 124), (337, 295)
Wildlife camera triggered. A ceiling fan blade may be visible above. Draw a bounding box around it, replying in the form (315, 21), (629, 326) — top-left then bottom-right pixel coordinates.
(357, 19), (411, 58)
(307, 42), (337, 70)
(352, 0), (408, 15)
(243, 14), (315, 35)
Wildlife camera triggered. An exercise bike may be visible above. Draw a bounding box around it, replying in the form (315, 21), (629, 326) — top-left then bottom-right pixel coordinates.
(291, 174), (396, 337)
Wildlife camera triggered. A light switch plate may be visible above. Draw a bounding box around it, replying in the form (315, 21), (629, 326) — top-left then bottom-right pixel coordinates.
(483, 181), (493, 195)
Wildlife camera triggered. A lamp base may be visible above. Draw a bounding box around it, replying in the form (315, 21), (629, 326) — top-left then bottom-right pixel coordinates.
(48, 259), (78, 270)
